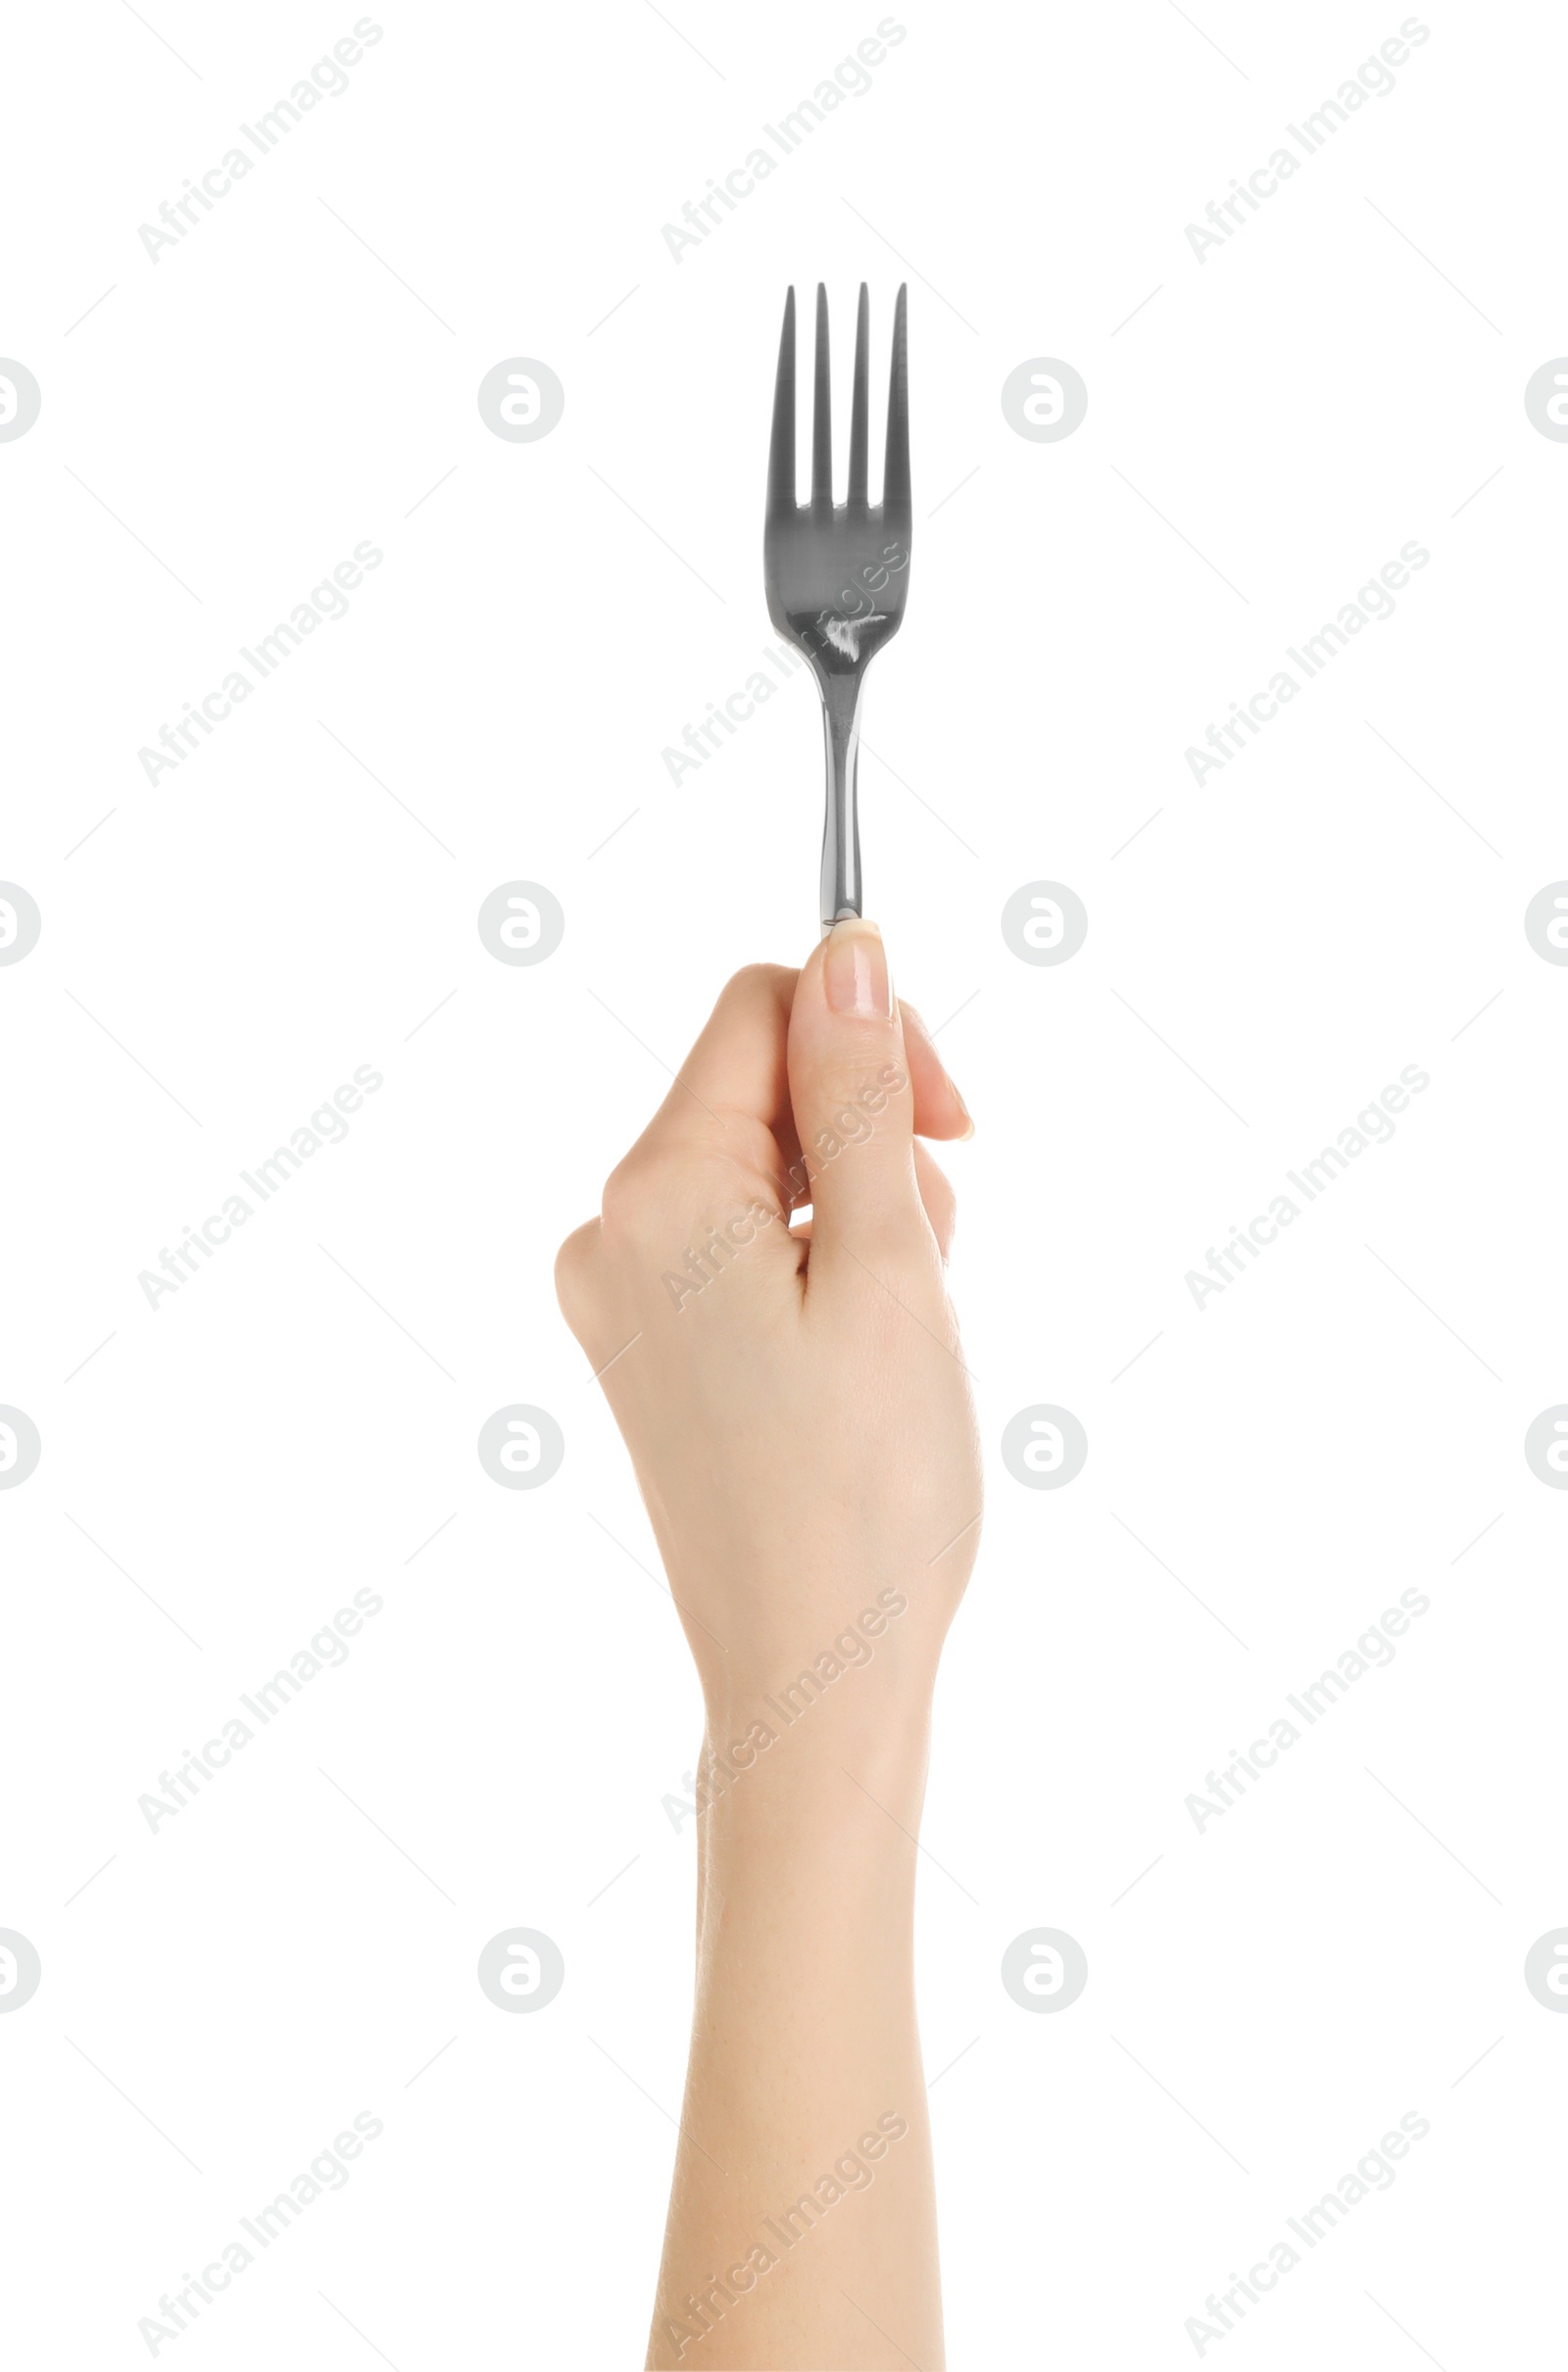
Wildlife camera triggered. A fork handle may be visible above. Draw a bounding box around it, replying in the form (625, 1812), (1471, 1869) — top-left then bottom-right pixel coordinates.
(818, 672), (863, 934)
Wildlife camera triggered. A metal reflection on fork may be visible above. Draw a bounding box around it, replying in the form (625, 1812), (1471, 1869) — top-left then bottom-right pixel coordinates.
(762, 281), (911, 935)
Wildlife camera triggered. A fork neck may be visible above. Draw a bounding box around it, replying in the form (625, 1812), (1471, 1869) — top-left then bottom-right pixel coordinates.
(817, 668), (864, 934)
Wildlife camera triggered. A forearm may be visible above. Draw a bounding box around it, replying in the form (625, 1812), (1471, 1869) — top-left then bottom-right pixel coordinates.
(556, 941), (978, 2371)
(650, 1694), (943, 2371)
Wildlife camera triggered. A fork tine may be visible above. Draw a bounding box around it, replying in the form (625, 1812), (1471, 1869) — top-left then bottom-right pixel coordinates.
(883, 281), (909, 520)
(811, 282), (833, 511)
(847, 282), (869, 508)
(766, 285), (796, 516)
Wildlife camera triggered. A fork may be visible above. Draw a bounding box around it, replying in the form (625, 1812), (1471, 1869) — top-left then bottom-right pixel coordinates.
(763, 282), (910, 934)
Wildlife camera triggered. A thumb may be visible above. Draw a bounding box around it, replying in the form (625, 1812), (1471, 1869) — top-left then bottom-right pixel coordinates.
(786, 917), (928, 1270)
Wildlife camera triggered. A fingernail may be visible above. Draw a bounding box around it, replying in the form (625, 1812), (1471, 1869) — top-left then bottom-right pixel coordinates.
(952, 1084), (975, 1140)
(823, 917), (892, 1018)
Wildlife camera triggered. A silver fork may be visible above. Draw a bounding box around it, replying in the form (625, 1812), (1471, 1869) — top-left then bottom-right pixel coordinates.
(762, 282), (911, 933)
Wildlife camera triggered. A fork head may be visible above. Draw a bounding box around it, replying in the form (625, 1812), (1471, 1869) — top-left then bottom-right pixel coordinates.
(763, 282), (910, 685)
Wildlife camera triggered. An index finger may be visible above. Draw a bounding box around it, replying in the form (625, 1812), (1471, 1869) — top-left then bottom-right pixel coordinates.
(628, 962), (801, 1161)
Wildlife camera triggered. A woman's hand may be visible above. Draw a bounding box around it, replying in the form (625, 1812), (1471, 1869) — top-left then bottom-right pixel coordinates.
(556, 919), (979, 2371)
(555, 919), (981, 1745)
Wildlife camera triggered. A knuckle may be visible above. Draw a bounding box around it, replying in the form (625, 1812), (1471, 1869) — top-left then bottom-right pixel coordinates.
(598, 1149), (698, 1254)
(734, 960), (795, 996)
(553, 1218), (604, 1324)
(599, 1155), (658, 1237)
(716, 960), (795, 1015)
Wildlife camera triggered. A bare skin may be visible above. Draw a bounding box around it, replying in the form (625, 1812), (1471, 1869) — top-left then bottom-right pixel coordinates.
(556, 919), (981, 2372)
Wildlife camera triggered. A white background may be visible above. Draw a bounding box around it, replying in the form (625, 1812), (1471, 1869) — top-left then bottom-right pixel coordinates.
(2, 2), (1564, 2363)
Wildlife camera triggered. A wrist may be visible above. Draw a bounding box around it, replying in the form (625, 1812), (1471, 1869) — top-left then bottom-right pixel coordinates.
(694, 1684), (932, 1845)
(696, 1574), (938, 1736)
